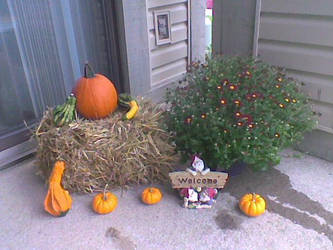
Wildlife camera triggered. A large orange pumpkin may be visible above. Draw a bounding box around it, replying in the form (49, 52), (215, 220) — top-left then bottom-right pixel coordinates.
(73, 63), (118, 119)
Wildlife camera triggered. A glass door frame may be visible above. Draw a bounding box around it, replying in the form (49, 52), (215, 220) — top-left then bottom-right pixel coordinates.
(0, 0), (123, 169)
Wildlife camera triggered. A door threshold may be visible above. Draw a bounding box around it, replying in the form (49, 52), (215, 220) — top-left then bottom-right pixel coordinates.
(0, 139), (36, 170)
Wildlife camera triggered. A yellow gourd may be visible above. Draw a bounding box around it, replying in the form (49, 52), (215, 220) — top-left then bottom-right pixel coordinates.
(124, 100), (139, 120)
(118, 94), (139, 120)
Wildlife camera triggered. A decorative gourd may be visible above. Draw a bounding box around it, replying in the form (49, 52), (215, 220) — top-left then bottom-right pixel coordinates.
(44, 161), (72, 217)
(124, 100), (139, 120)
(92, 185), (118, 214)
(239, 193), (266, 217)
(119, 93), (139, 120)
(53, 94), (77, 126)
(73, 63), (118, 119)
(141, 187), (162, 205)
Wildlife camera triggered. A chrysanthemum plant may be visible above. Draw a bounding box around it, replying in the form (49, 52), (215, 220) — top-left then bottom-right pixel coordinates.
(165, 56), (316, 171)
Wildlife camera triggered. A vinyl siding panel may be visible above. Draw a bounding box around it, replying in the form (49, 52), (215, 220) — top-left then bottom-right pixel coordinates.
(151, 41), (187, 69)
(148, 0), (189, 86)
(260, 14), (333, 47)
(261, 0), (333, 16)
(258, 1), (333, 133)
(152, 58), (187, 85)
(312, 101), (333, 132)
(149, 22), (187, 51)
(148, 0), (187, 9)
(258, 40), (333, 76)
(287, 70), (333, 105)
(148, 3), (188, 30)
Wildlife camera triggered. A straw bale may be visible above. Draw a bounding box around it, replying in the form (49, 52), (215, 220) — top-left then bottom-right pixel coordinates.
(34, 98), (179, 193)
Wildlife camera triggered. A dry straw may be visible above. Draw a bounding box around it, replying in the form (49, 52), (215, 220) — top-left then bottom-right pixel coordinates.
(34, 98), (179, 193)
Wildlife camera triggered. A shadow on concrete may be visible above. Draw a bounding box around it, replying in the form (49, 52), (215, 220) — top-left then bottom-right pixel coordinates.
(105, 227), (137, 250)
(215, 209), (243, 230)
(222, 166), (333, 243)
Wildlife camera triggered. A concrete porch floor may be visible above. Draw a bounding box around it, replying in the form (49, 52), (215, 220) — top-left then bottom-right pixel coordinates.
(0, 149), (332, 250)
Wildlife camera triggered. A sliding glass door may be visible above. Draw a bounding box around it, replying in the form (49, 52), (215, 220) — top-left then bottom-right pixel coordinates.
(0, 0), (38, 154)
(0, 0), (121, 167)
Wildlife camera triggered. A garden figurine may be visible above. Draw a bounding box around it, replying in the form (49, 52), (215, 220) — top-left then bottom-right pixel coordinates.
(186, 155), (210, 176)
(183, 188), (199, 208)
(180, 156), (218, 209)
(182, 187), (218, 208)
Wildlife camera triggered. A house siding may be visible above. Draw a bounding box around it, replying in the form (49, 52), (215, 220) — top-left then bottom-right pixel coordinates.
(213, 0), (333, 160)
(119, 0), (205, 102)
(147, 1), (189, 87)
(255, 0), (333, 160)
(212, 0), (257, 56)
(257, 0), (333, 135)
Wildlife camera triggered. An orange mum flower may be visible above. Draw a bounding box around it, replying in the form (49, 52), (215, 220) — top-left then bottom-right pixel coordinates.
(185, 117), (192, 124)
(234, 99), (242, 106)
(220, 98), (227, 105)
(229, 85), (238, 91)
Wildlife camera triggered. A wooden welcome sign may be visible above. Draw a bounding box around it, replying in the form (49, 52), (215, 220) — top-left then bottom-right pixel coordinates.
(169, 171), (229, 189)
(169, 156), (229, 208)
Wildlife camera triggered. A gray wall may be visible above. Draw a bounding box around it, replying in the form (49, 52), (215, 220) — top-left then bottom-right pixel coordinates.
(256, 0), (333, 161)
(213, 0), (333, 161)
(190, 0), (206, 61)
(296, 130), (333, 162)
(147, 0), (190, 93)
(117, 0), (151, 97)
(257, 0), (333, 134)
(118, 0), (206, 102)
(212, 0), (257, 56)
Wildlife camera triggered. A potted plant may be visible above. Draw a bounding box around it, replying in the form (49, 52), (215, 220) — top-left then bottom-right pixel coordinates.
(164, 56), (316, 172)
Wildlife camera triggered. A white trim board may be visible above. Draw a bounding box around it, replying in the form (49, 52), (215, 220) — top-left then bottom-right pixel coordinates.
(253, 0), (262, 57)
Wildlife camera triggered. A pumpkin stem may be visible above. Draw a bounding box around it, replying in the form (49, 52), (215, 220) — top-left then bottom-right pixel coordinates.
(103, 184), (109, 201)
(252, 192), (257, 202)
(84, 63), (95, 78)
(149, 188), (154, 193)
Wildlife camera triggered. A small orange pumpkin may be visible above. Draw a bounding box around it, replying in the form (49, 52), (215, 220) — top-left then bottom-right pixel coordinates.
(239, 193), (266, 217)
(92, 185), (118, 214)
(141, 187), (162, 205)
(44, 161), (72, 217)
(73, 63), (118, 119)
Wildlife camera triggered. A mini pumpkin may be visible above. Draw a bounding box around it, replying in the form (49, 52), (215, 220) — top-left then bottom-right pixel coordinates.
(141, 187), (162, 205)
(92, 185), (118, 214)
(44, 161), (72, 217)
(73, 63), (118, 119)
(239, 193), (266, 217)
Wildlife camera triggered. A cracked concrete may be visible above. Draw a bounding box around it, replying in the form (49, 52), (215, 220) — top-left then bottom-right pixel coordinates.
(0, 149), (332, 249)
